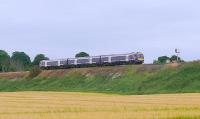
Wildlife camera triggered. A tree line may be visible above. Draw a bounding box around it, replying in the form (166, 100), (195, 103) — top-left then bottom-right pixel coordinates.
(0, 50), (90, 72)
(0, 50), (49, 72)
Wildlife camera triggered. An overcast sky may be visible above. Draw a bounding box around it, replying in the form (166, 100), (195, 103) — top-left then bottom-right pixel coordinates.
(0, 0), (200, 63)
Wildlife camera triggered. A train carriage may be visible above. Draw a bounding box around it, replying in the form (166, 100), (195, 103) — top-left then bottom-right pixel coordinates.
(40, 52), (144, 68)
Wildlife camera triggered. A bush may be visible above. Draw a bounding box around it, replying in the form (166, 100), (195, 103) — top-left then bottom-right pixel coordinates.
(28, 66), (42, 78)
(75, 52), (89, 58)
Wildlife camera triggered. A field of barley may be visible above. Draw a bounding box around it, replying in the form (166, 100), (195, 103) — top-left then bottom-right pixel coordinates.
(0, 92), (200, 119)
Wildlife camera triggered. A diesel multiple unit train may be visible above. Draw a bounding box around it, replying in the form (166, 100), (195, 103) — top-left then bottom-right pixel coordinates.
(39, 52), (144, 68)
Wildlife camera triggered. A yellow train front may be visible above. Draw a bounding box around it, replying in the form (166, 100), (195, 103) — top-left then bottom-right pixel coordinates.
(135, 52), (144, 64)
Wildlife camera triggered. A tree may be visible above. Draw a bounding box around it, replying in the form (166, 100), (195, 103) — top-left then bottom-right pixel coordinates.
(0, 50), (10, 72)
(33, 54), (49, 65)
(170, 55), (184, 62)
(154, 56), (170, 64)
(11, 51), (31, 71)
(153, 60), (159, 64)
(75, 52), (89, 58)
(158, 56), (170, 64)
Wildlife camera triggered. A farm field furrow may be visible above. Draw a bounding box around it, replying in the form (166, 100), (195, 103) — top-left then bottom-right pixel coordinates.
(0, 92), (200, 119)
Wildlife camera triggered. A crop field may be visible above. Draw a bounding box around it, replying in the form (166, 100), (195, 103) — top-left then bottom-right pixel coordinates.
(0, 92), (200, 119)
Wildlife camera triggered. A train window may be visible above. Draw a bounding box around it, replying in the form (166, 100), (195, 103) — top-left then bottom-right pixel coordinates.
(101, 57), (109, 62)
(138, 54), (144, 58)
(77, 59), (89, 64)
(68, 60), (75, 64)
(111, 56), (126, 62)
(129, 55), (135, 60)
(92, 58), (100, 63)
(60, 60), (67, 65)
(47, 61), (58, 66)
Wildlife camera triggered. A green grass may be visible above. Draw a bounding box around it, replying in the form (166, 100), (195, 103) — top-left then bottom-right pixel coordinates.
(0, 62), (200, 94)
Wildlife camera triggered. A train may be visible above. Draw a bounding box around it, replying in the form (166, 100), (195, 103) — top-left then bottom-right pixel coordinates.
(39, 52), (144, 69)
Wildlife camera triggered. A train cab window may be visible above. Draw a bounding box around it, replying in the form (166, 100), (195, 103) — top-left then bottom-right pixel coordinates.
(138, 54), (144, 58)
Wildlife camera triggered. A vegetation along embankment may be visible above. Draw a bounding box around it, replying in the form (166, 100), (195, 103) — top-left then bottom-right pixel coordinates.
(0, 62), (200, 94)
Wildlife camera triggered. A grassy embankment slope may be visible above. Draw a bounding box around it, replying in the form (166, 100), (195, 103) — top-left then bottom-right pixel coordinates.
(0, 62), (200, 94)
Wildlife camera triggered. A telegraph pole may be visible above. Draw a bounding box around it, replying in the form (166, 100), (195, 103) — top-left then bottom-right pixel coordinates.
(175, 49), (180, 62)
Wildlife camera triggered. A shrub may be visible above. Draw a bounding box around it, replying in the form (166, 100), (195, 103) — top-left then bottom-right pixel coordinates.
(28, 66), (42, 78)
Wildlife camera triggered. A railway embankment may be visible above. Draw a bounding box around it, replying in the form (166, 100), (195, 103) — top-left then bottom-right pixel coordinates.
(0, 62), (200, 94)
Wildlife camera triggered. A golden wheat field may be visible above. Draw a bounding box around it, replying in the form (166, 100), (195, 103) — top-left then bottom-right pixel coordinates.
(0, 92), (200, 119)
